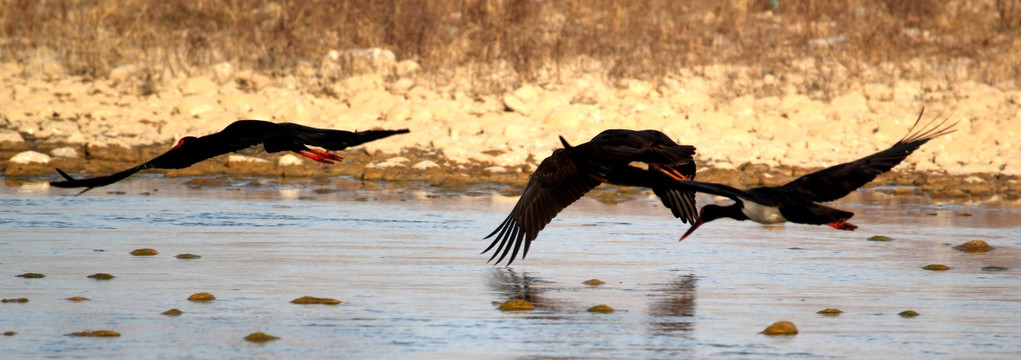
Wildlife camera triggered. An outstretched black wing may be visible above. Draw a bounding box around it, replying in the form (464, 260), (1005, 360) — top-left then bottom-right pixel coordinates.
(277, 123), (409, 151)
(778, 108), (956, 202)
(50, 120), (410, 193)
(49, 122), (276, 193)
(483, 148), (602, 265)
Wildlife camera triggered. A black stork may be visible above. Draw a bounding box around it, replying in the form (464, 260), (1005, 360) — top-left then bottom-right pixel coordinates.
(678, 108), (955, 241)
(483, 129), (699, 265)
(50, 120), (409, 194)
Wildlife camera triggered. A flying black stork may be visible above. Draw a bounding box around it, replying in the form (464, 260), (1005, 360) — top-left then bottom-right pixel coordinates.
(50, 120), (409, 194)
(483, 129), (699, 265)
(677, 108), (955, 241)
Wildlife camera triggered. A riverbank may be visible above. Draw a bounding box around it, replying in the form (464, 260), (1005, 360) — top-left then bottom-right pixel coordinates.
(1, 58), (1019, 200)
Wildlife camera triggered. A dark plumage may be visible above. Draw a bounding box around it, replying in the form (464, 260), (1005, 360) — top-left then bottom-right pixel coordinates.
(678, 108), (955, 241)
(484, 129), (698, 265)
(50, 120), (409, 193)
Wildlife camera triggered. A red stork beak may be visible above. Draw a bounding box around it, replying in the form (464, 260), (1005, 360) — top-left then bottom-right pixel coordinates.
(679, 218), (703, 242)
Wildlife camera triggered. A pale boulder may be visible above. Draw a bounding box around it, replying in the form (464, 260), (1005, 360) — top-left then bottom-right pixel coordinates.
(50, 147), (79, 158)
(0, 130), (26, 145)
(412, 160), (439, 170)
(277, 154), (303, 166)
(228, 155), (270, 164)
(10, 150), (51, 164)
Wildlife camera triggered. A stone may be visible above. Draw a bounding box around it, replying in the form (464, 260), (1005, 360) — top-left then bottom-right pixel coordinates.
(761, 321), (798, 335)
(412, 160), (439, 170)
(277, 154), (304, 166)
(10, 151), (50, 164)
(498, 299), (535, 311)
(228, 155), (270, 164)
(50, 147), (79, 158)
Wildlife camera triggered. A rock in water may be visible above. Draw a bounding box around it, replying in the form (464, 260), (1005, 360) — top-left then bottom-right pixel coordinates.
(761, 321), (798, 335)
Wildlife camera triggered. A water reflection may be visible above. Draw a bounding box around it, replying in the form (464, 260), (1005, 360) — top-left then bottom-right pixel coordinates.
(647, 274), (698, 337)
(487, 268), (566, 311)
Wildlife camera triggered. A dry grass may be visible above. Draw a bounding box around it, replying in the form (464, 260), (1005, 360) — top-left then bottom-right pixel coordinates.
(2, 0), (1018, 96)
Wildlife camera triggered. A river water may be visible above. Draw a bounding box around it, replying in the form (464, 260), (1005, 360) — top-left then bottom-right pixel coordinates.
(2, 176), (1020, 359)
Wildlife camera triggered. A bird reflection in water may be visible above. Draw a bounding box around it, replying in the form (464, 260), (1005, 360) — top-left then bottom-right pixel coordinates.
(487, 268), (569, 313)
(646, 274), (697, 337)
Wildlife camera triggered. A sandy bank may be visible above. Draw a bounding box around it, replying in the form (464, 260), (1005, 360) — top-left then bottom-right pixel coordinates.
(1, 59), (1019, 200)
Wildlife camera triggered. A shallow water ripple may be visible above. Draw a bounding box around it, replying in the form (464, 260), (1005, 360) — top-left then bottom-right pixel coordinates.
(2, 179), (1020, 359)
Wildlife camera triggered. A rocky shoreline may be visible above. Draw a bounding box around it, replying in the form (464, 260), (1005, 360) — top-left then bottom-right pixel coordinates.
(1, 57), (1019, 200)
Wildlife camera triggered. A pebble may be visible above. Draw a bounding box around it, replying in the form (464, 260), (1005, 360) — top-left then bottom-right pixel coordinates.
(244, 332), (280, 343)
(187, 292), (216, 301)
(817, 308), (843, 316)
(130, 248), (159, 256)
(498, 299), (535, 311)
(867, 235), (893, 242)
(953, 240), (993, 253)
(162, 309), (183, 316)
(761, 321), (798, 335)
(898, 310), (920, 318)
(67, 330), (121, 337)
(290, 296), (342, 305)
(582, 279), (605, 286)
(587, 304), (615, 313)
(87, 273), (115, 280)
(922, 264), (950, 271)
(15, 273), (45, 278)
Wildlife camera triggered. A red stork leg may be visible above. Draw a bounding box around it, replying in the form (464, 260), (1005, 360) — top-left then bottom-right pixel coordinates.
(827, 219), (858, 231)
(298, 149), (344, 164)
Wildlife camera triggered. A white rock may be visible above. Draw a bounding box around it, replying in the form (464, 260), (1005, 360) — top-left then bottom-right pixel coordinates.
(277, 154), (304, 166)
(412, 160), (439, 170)
(228, 154), (270, 164)
(0, 130), (25, 144)
(10, 150), (51, 164)
(50, 147), (79, 158)
(963, 175), (984, 183)
(368, 160), (407, 169)
(484, 166), (508, 173)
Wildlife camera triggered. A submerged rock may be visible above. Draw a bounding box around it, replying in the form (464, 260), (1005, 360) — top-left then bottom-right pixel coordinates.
(867, 235), (893, 242)
(587, 304), (615, 313)
(817, 308), (843, 316)
(244, 332), (280, 343)
(67, 296), (90, 302)
(922, 264), (950, 271)
(87, 273), (115, 280)
(187, 292), (216, 301)
(3, 331), (15, 336)
(953, 240), (993, 253)
(898, 310), (919, 318)
(981, 266), (1008, 272)
(67, 330), (120, 337)
(162, 309), (183, 316)
(176, 253), (202, 259)
(15, 273), (45, 278)
(130, 248), (159, 256)
(761, 321), (798, 335)
(582, 279), (605, 286)
(2, 298), (29, 303)
(498, 299), (535, 311)
(290, 296), (341, 305)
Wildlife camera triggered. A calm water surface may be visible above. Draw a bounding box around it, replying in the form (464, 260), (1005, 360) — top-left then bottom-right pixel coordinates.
(2, 176), (1020, 359)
